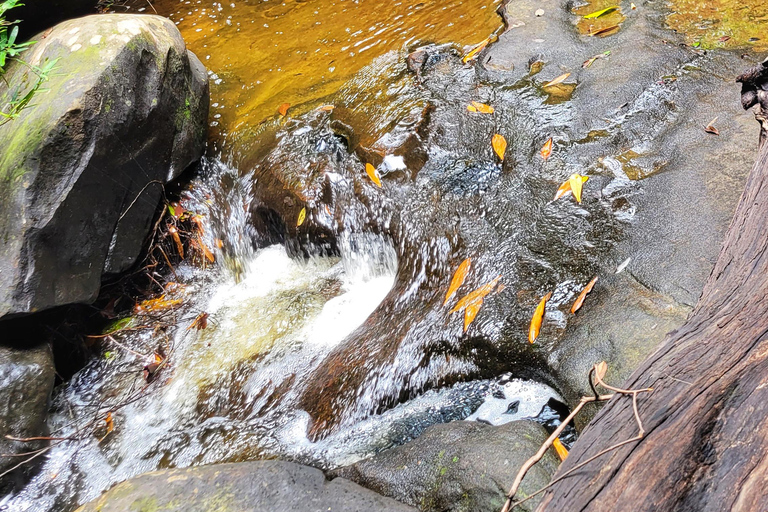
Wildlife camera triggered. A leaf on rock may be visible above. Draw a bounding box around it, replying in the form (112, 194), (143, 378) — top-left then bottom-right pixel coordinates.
(278, 102), (290, 116)
(444, 258), (472, 306)
(365, 163), (382, 187)
(492, 134), (507, 161)
(462, 37), (491, 64)
(553, 437), (569, 461)
(297, 207), (307, 227)
(541, 137), (553, 160)
(199, 236), (215, 263)
(583, 5), (618, 18)
(464, 298), (483, 332)
(470, 101), (494, 114)
(543, 73), (570, 88)
(571, 276), (598, 313)
(186, 312), (210, 331)
(705, 117), (720, 136)
(451, 276), (502, 314)
(569, 173), (585, 203)
(528, 291), (552, 343)
(595, 360), (608, 381)
(582, 50), (611, 68)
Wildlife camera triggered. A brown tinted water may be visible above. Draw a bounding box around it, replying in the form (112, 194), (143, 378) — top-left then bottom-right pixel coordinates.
(121, 0), (503, 141)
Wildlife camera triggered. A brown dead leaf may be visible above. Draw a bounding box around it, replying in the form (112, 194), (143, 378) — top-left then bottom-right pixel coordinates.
(589, 24), (620, 37)
(543, 73), (571, 88)
(444, 258), (472, 306)
(168, 226), (184, 258)
(278, 103), (290, 116)
(705, 117), (720, 136)
(186, 312), (210, 331)
(492, 134), (507, 161)
(540, 138), (553, 160)
(570, 276), (598, 313)
(528, 291), (552, 343)
(365, 163), (382, 187)
(199, 236), (215, 263)
(553, 437), (569, 461)
(595, 360), (608, 381)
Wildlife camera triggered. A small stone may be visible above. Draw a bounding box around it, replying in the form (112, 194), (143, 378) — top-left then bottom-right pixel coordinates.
(535, 8), (545, 16)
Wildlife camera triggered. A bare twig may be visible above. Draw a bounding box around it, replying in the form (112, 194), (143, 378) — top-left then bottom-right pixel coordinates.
(501, 362), (653, 512)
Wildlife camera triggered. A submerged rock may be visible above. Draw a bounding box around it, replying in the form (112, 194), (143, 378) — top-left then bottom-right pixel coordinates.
(75, 460), (417, 512)
(331, 420), (557, 512)
(0, 341), (55, 488)
(0, 14), (208, 321)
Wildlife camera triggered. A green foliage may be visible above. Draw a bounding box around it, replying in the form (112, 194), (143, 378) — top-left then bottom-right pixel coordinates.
(0, 0), (56, 125)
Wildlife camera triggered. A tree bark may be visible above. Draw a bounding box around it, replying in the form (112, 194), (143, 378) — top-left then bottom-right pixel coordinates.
(538, 58), (768, 512)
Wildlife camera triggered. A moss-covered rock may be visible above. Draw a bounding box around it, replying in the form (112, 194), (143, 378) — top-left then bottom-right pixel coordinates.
(75, 460), (417, 512)
(0, 14), (208, 320)
(331, 420), (558, 512)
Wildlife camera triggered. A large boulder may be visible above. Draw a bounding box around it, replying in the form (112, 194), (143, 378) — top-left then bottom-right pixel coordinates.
(75, 460), (417, 512)
(0, 14), (208, 319)
(0, 341), (55, 486)
(331, 420), (558, 512)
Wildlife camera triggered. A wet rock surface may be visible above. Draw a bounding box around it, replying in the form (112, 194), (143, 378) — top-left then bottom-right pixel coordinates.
(331, 420), (558, 512)
(0, 341), (55, 488)
(75, 460), (418, 512)
(229, 0), (760, 433)
(0, 14), (208, 321)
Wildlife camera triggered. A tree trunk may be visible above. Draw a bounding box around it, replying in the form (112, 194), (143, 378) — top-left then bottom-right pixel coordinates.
(538, 58), (768, 512)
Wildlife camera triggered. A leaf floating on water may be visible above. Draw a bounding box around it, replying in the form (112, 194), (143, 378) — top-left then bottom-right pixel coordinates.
(467, 104), (478, 112)
(554, 174), (588, 201)
(444, 258), (472, 306)
(569, 173), (585, 203)
(365, 163), (382, 187)
(214, 238), (224, 249)
(186, 312), (210, 331)
(528, 291), (552, 343)
(553, 437), (569, 461)
(278, 102), (290, 116)
(589, 24), (620, 37)
(705, 116), (720, 136)
(492, 134), (507, 161)
(462, 37), (491, 64)
(615, 257), (631, 274)
(543, 73), (571, 88)
(571, 276), (598, 314)
(541, 138), (553, 160)
(318, 105), (335, 112)
(583, 5), (619, 19)
(470, 101), (495, 114)
(297, 207), (307, 227)
(464, 298), (483, 332)
(451, 276), (502, 314)
(99, 412), (115, 442)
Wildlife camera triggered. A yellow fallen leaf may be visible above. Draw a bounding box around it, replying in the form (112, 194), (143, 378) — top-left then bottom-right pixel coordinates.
(492, 134), (507, 161)
(444, 258), (472, 306)
(583, 5), (618, 19)
(467, 105), (478, 112)
(541, 138), (553, 160)
(553, 437), (569, 461)
(528, 291), (552, 343)
(554, 175), (588, 200)
(297, 207), (307, 227)
(168, 226), (183, 259)
(365, 163), (382, 187)
(464, 297), (483, 332)
(571, 276), (598, 314)
(462, 37), (491, 64)
(543, 73), (571, 88)
(471, 101), (494, 114)
(318, 105), (335, 111)
(569, 173), (585, 203)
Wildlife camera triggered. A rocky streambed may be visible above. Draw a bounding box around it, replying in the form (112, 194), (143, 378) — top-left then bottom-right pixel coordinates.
(0, 0), (765, 511)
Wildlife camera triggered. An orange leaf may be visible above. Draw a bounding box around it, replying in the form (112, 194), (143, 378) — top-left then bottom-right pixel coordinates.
(462, 37), (490, 64)
(540, 138), (553, 160)
(470, 101), (494, 114)
(318, 105), (335, 112)
(199, 236), (215, 263)
(553, 437), (569, 461)
(570, 276), (598, 314)
(595, 360), (608, 381)
(492, 134), (507, 161)
(528, 291), (552, 343)
(214, 238), (224, 249)
(543, 73), (571, 88)
(569, 173), (584, 203)
(554, 175), (588, 200)
(168, 226), (184, 259)
(464, 298), (483, 332)
(186, 312), (210, 331)
(451, 276), (502, 313)
(444, 258), (472, 306)
(365, 163), (382, 187)
(278, 102), (290, 116)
